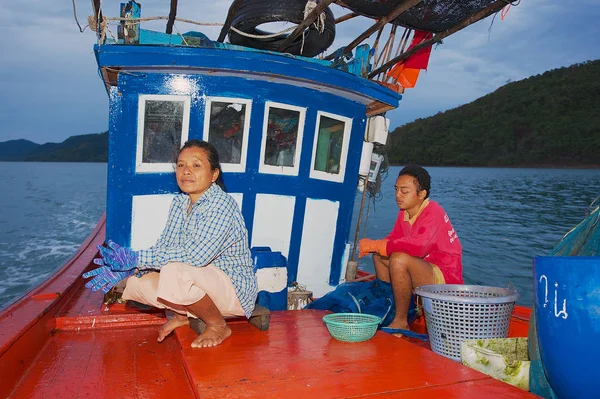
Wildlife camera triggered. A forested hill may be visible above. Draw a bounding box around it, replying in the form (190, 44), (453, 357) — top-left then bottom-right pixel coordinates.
(0, 132), (107, 162)
(388, 60), (600, 167)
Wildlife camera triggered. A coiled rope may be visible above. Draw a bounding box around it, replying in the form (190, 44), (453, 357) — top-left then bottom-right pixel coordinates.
(85, 15), (300, 41)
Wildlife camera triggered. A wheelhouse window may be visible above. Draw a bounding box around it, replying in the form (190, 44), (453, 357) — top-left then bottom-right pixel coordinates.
(136, 95), (190, 173)
(259, 102), (306, 176)
(309, 112), (352, 183)
(203, 97), (251, 173)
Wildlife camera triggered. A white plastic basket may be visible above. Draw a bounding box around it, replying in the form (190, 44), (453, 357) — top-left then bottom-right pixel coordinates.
(414, 284), (519, 361)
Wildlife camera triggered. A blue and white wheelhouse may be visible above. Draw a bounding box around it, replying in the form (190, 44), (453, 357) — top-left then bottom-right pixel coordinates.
(97, 44), (400, 297)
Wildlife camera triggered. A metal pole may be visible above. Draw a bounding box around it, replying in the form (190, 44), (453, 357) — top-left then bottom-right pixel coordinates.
(353, 176), (369, 261)
(346, 175), (369, 280)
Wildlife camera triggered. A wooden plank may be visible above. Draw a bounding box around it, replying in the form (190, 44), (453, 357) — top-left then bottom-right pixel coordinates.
(188, 304), (271, 334)
(335, 12), (359, 24)
(56, 311), (166, 331)
(7, 327), (195, 399)
(165, 0), (178, 34)
(248, 304), (270, 331)
(91, 0), (103, 39)
(358, 379), (535, 398)
(366, 101), (398, 117)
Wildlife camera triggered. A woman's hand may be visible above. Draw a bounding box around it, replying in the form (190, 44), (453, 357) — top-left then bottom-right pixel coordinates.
(82, 266), (135, 293)
(95, 240), (139, 271)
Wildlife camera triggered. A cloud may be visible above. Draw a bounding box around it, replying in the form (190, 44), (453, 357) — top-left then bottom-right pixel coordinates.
(0, 0), (598, 143)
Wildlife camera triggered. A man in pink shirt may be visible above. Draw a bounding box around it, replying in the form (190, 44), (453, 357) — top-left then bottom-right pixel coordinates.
(359, 165), (463, 332)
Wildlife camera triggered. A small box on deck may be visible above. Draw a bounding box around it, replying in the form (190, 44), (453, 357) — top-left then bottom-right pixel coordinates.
(461, 337), (530, 391)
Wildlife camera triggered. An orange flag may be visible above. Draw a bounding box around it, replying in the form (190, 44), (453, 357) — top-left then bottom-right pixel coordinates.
(386, 30), (432, 89)
(398, 67), (420, 89)
(387, 63), (421, 89)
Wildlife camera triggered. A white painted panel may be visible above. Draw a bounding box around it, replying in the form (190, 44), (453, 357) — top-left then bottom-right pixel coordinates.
(256, 267), (288, 293)
(228, 192), (243, 211)
(251, 194), (295, 257)
(296, 198), (339, 298)
(131, 194), (175, 250)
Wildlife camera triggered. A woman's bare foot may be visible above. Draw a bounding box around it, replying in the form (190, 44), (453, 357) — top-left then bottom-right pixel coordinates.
(191, 322), (231, 348)
(157, 312), (189, 342)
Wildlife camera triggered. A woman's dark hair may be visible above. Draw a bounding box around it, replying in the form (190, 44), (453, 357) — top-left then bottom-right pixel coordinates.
(398, 165), (430, 199)
(178, 140), (227, 191)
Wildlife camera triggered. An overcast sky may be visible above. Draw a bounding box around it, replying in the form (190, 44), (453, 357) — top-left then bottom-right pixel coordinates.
(0, 0), (598, 144)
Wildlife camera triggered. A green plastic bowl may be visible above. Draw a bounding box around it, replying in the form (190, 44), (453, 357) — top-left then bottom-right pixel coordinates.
(322, 313), (382, 342)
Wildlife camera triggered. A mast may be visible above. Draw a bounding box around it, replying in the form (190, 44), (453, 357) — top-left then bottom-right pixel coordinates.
(166, 0), (178, 34)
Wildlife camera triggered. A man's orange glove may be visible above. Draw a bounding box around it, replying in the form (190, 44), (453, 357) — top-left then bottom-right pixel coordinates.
(358, 238), (389, 258)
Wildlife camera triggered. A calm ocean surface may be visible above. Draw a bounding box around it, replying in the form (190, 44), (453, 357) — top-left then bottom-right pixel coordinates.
(0, 162), (599, 309)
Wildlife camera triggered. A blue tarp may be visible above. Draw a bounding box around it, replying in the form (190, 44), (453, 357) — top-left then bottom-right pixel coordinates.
(529, 205), (600, 398)
(305, 278), (417, 327)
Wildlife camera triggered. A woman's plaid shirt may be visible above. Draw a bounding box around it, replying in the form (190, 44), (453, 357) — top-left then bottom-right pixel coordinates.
(137, 184), (258, 318)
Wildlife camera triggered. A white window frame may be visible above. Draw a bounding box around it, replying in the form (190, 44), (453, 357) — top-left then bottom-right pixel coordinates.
(309, 111), (352, 183)
(259, 101), (306, 176)
(203, 96), (252, 173)
(135, 94), (191, 173)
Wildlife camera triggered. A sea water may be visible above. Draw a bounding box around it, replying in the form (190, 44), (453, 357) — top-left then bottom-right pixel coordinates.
(0, 162), (106, 308)
(0, 162), (598, 309)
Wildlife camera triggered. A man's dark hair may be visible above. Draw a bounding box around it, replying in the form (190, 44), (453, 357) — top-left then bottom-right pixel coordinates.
(398, 165), (430, 199)
(178, 139), (227, 191)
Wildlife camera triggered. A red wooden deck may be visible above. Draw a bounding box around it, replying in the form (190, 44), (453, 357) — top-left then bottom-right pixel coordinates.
(7, 303), (537, 398)
(175, 310), (536, 398)
(1, 216), (537, 398)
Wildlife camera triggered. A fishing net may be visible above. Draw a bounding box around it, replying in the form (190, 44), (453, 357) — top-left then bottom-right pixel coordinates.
(394, 0), (502, 32)
(547, 202), (600, 257)
(340, 0), (506, 33)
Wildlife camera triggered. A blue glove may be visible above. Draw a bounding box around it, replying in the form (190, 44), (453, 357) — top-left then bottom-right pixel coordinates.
(95, 240), (139, 271)
(82, 266), (135, 294)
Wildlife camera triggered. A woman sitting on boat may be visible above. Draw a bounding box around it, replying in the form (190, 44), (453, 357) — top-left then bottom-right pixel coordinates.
(83, 140), (258, 348)
(359, 165), (463, 333)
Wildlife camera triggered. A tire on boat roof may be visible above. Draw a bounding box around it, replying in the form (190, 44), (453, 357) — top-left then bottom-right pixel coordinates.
(228, 0), (335, 58)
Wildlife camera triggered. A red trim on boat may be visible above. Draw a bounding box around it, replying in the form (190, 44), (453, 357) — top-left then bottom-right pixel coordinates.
(0, 214), (106, 398)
